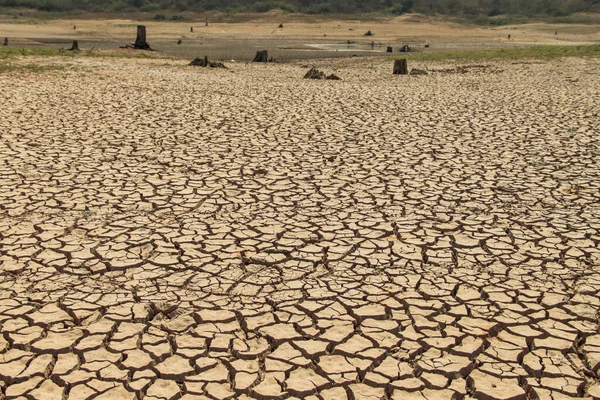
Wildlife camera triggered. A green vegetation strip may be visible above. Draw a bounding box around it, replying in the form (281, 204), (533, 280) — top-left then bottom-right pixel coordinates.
(0, 47), (164, 60)
(401, 45), (600, 61)
(0, 61), (65, 73)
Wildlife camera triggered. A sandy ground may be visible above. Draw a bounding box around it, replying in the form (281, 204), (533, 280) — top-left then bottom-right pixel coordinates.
(0, 54), (599, 399)
(1, 14), (599, 60)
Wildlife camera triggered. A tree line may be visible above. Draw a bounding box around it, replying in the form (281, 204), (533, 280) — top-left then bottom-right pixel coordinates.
(1, 0), (599, 16)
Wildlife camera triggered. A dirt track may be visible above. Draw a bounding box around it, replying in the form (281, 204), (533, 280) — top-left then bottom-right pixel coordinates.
(1, 54), (600, 399)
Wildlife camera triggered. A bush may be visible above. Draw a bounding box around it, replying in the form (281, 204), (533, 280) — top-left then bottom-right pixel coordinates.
(38, 0), (71, 11)
(153, 13), (166, 20)
(139, 2), (159, 11)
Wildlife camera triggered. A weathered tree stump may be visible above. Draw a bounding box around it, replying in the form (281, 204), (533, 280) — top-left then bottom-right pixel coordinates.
(387, 46), (393, 53)
(304, 67), (325, 79)
(252, 50), (269, 62)
(190, 27), (194, 33)
(393, 59), (408, 75)
(508, 34), (511, 40)
(134, 25), (152, 50)
(303, 68), (341, 80)
(69, 40), (80, 51)
(410, 68), (428, 76)
(190, 56), (208, 66)
(205, 21), (209, 27)
(278, 23), (284, 28)
(425, 44), (430, 48)
(364, 30), (373, 36)
(399, 44), (412, 52)
(189, 56), (226, 68)
(3, 37), (7, 46)
(177, 39), (182, 45)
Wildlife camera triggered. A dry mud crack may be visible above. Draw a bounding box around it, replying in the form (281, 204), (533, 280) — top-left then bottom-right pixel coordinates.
(0, 56), (600, 399)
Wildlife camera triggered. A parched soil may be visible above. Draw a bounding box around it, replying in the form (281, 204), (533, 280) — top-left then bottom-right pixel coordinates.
(0, 55), (600, 399)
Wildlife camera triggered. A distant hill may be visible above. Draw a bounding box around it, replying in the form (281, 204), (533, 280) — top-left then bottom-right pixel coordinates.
(1, 0), (599, 17)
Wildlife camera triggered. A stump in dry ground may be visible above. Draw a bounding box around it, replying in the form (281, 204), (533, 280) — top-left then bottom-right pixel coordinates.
(69, 40), (80, 51)
(190, 56), (226, 68)
(134, 25), (152, 50)
(120, 25), (153, 50)
(177, 39), (182, 45)
(399, 44), (412, 52)
(190, 27), (194, 32)
(424, 44), (430, 48)
(279, 23), (284, 28)
(304, 67), (326, 79)
(410, 68), (428, 76)
(252, 50), (270, 62)
(303, 68), (341, 80)
(205, 21), (209, 26)
(364, 30), (373, 36)
(393, 59), (408, 75)
(3, 37), (7, 46)
(387, 46), (393, 53)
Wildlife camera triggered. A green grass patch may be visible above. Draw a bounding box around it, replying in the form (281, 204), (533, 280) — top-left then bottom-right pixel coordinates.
(456, 13), (600, 26)
(400, 45), (600, 61)
(0, 18), (48, 24)
(0, 47), (76, 59)
(0, 46), (168, 60)
(0, 60), (66, 73)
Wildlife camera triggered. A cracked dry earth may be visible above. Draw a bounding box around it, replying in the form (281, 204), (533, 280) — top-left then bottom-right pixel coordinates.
(0, 56), (600, 400)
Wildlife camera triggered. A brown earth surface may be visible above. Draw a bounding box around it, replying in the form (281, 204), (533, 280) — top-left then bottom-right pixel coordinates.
(1, 23), (600, 400)
(1, 14), (599, 60)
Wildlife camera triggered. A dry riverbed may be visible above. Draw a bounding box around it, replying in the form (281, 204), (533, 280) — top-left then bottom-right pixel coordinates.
(0, 55), (600, 399)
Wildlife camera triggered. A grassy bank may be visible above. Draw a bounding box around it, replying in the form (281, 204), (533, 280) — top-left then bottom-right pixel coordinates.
(0, 46), (166, 60)
(0, 47), (168, 73)
(401, 45), (600, 61)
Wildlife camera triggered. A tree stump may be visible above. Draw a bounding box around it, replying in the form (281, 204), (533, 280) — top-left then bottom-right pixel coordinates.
(303, 68), (341, 80)
(410, 68), (428, 76)
(177, 39), (182, 45)
(364, 30), (373, 36)
(387, 46), (393, 53)
(304, 67), (325, 79)
(69, 40), (80, 51)
(134, 25), (152, 50)
(399, 44), (412, 52)
(189, 56), (226, 68)
(393, 59), (408, 75)
(252, 50), (269, 62)
(190, 27), (194, 33)
(279, 23), (284, 28)
(205, 21), (209, 27)
(3, 37), (7, 46)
